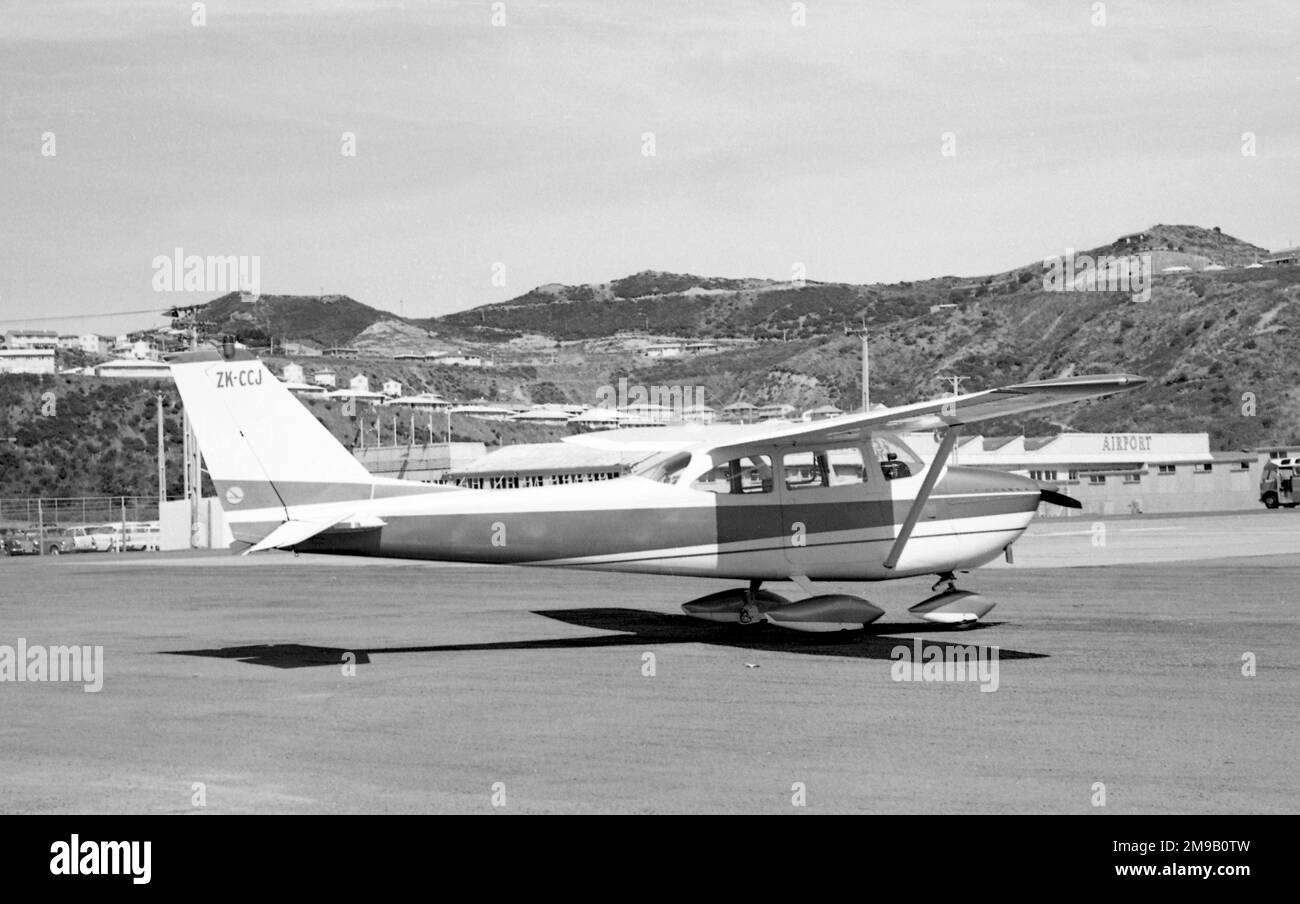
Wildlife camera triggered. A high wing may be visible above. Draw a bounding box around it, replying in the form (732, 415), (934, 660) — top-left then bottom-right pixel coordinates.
(697, 372), (1147, 579)
(704, 373), (1147, 456)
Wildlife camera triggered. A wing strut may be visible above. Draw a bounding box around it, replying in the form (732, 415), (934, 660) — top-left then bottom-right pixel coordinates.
(883, 425), (961, 570)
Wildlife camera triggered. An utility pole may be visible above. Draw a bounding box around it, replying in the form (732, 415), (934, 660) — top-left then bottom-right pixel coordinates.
(936, 375), (969, 398)
(844, 318), (869, 412)
(156, 393), (165, 505)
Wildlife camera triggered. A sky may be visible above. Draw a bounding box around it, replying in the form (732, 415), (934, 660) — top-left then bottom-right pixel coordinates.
(1, 0), (1297, 335)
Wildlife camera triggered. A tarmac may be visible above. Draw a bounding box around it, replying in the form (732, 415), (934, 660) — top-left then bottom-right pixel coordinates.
(1, 510), (1297, 813)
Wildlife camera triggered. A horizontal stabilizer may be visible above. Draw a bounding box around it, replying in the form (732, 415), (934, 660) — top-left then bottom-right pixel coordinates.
(243, 514), (387, 554)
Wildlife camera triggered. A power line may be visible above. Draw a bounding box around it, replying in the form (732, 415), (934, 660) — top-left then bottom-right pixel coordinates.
(0, 307), (170, 326)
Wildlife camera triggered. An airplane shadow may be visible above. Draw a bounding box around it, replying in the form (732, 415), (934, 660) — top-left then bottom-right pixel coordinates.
(164, 607), (1048, 669)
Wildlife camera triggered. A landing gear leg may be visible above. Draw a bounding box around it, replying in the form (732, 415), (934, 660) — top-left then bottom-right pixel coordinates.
(932, 571), (957, 594)
(739, 579), (763, 625)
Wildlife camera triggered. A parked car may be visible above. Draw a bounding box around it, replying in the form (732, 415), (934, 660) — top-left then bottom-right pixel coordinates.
(42, 528), (75, 556)
(123, 523), (161, 552)
(2, 531), (40, 556)
(64, 526), (99, 552)
(89, 525), (123, 552)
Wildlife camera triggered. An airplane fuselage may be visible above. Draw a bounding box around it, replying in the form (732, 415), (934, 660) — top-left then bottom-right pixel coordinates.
(231, 465), (1041, 582)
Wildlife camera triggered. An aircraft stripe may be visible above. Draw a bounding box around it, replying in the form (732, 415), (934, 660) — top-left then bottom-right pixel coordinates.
(532, 526), (1027, 567)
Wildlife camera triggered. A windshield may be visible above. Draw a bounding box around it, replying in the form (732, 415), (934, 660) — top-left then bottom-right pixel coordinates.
(872, 433), (923, 469)
(633, 450), (692, 484)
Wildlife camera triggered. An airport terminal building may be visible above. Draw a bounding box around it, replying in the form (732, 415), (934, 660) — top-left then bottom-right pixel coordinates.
(902, 431), (1259, 516)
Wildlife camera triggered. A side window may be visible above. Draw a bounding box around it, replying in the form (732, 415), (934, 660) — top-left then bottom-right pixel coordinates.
(784, 448), (867, 490)
(693, 455), (773, 494)
(826, 448), (867, 485)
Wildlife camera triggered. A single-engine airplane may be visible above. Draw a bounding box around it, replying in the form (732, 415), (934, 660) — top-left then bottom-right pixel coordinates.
(169, 347), (1145, 632)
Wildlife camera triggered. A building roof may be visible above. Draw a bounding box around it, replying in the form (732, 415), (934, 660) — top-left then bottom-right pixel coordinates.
(96, 358), (169, 369)
(447, 443), (652, 477)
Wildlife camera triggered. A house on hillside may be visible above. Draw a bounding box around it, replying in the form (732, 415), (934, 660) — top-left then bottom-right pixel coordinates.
(130, 340), (159, 361)
(682, 404), (716, 424)
(4, 329), (59, 350)
(313, 368), (337, 388)
(326, 387), (385, 405)
(0, 349), (56, 374)
(323, 346), (359, 359)
(722, 401), (758, 423)
(78, 334), (111, 356)
(283, 339), (324, 357)
(1264, 247), (1299, 267)
(349, 374), (371, 393)
(802, 404), (843, 421)
(387, 393), (450, 412)
(281, 363), (305, 383)
(382, 379), (402, 398)
(756, 403), (796, 421)
(95, 359), (171, 380)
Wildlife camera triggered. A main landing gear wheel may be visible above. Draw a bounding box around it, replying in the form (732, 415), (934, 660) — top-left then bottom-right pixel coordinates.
(681, 579), (884, 632)
(682, 582), (789, 624)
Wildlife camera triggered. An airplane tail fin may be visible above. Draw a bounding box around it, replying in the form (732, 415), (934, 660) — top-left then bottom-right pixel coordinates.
(168, 348), (428, 543)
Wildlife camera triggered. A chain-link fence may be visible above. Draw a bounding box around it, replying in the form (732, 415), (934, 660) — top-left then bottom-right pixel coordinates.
(0, 496), (159, 528)
(0, 496), (163, 555)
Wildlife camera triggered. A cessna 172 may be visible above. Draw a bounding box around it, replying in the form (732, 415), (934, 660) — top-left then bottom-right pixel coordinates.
(169, 347), (1145, 632)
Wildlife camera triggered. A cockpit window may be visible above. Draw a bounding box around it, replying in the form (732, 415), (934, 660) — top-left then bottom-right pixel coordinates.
(783, 448), (867, 490)
(693, 455), (773, 494)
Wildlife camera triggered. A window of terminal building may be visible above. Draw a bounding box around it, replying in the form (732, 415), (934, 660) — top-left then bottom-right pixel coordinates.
(1157, 465), (1176, 475)
(1029, 469), (1058, 481)
(1237, 461), (1251, 470)
(1123, 473), (1141, 484)
(1197, 463), (1213, 473)
(1068, 470), (1079, 480)
(1088, 475), (1107, 485)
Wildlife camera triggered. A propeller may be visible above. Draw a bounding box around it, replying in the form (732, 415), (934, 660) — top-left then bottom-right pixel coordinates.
(1039, 489), (1082, 509)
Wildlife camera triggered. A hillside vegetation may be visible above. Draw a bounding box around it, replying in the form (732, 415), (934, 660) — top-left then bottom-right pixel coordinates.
(4, 224), (1293, 501)
(0, 374), (567, 499)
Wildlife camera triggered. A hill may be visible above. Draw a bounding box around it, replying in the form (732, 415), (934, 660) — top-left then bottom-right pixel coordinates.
(185, 292), (399, 349)
(425, 225), (1272, 342)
